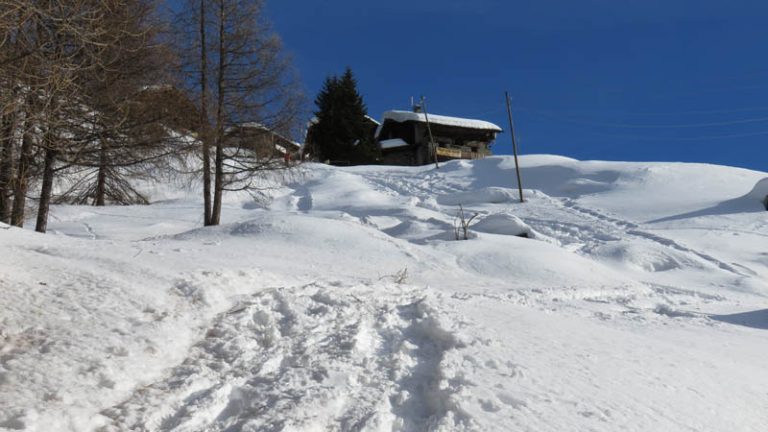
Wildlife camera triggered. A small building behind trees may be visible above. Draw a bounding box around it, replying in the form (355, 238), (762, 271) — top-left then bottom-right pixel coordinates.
(375, 110), (503, 166)
(225, 123), (301, 161)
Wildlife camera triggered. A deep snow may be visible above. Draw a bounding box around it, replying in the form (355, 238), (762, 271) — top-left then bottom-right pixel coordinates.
(1, 155), (767, 431)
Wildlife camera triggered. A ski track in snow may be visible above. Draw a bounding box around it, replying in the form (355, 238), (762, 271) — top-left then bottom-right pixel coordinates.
(560, 198), (756, 277)
(560, 196), (744, 280)
(364, 166), (758, 283)
(101, 284), (473, 432)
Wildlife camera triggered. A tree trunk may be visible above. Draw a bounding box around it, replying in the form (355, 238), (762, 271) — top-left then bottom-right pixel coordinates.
(95, 139), (107, 206)
(10, 127), (32, 227)
(200, 0), (212, 226)
(35, 147), (57, 233)
(202, 132), (212, 224)
(0, 114), (16, 223)
(211, 139), (223, 225)
(210, 0), (226, 226)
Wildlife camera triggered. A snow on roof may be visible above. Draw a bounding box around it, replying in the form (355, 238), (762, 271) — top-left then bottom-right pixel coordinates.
(225, 122), (266, 134)
(225, 123), (301, 149)
(381, 110), (502, 132)
(379, 138), (410, 149)
(308, 115), (379, 126)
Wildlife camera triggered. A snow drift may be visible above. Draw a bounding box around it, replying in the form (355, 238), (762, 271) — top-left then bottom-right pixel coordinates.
(747, 177), (768, 209)
(2, 155), (768, 431)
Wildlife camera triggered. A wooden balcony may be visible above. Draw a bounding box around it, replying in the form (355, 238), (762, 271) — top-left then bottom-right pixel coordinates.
(436, 146), (488, 160)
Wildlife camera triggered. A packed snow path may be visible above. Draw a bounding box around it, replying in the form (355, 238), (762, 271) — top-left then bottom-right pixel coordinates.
(2, 155), (768, 431)
(102, 283), (471, 431)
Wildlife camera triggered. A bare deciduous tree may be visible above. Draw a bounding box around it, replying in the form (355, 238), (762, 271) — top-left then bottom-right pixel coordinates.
(178, 0), (304, 226)
(0, 0), (175, 232)
(55, 0), (183, 207)
(0, 0), (109, 231)
(1, 0), (300, 231)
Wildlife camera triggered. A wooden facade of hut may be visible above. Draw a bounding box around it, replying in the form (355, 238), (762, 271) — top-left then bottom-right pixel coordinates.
(225, 123), (301, 161)
(375, 110), (502, 166)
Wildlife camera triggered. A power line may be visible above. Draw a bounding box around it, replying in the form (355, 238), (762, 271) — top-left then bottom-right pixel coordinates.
(518, 105), (768, 117)
(587, 129), (768, 142)
(518, 107), (768, 129)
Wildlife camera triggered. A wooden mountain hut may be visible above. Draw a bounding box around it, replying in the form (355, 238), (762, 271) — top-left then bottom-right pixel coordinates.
(375, 110), (502, 166)
(224, 123), (301, 162)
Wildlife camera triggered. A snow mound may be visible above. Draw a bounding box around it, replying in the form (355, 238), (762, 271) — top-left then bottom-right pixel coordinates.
(559, 177), (615, 196)
(472, 212), (533, 238)
(747, 178), (768, 208)
(510, 154), (579, 166)
(172, 213), (420, 281)
(589, 241), (707, 273)
(285, 169), (400, 212)
(437, 187), (519, 205)
(436, 231), (627, 289)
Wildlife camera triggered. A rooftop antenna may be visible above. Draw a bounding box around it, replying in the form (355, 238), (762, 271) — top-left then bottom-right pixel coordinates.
(412, 96), (422, 113)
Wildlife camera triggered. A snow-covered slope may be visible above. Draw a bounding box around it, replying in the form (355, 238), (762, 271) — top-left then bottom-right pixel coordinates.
(1, 155), (767, 431)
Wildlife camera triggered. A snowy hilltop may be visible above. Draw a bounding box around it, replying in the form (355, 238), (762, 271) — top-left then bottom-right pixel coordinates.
(1, 155), (768, 431)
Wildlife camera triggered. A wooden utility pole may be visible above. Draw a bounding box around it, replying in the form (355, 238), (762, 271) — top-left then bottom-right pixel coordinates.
(505, 91), (524, 203)
(420, 96), (439, 169)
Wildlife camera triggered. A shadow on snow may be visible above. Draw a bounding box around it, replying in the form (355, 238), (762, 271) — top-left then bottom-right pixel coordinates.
(710, 309), (768, 330)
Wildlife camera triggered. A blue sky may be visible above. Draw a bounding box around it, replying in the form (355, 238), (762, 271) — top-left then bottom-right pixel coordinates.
(266, 1), (767, 170)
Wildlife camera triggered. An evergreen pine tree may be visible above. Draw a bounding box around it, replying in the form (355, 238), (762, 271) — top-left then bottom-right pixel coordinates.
(310, 68), (379, 165)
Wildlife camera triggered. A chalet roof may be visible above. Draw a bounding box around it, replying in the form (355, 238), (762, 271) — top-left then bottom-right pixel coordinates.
(226, 122), (301, 149)
(380, 110), (502, 133)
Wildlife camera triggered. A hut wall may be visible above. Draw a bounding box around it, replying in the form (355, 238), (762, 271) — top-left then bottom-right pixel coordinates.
(381, 148), (417, 166)
(377, 119), (496, 166)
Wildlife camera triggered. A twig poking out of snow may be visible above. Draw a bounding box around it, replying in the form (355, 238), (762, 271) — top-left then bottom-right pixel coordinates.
(380, 267), (409, 284)
(454, 204), (479, 240)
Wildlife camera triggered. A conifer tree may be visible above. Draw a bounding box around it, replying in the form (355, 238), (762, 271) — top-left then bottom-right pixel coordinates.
(310, 68), (379, 165)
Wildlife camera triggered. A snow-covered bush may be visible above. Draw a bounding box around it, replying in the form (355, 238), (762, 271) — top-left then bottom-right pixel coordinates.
(472, 212), (533, 238)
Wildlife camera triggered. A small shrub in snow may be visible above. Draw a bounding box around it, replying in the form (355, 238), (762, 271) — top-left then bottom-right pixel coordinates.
(454, 204), (479, 241)
(379, 267), (409, 284)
